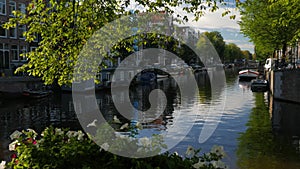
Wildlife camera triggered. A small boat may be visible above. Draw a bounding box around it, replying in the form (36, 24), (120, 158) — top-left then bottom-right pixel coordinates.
(23, 89), (52, 98)
(156, 74), (169, 79)
(250, 79), (268, 92)
(138, 71), (156, 83)
(239, 69), (259, 80)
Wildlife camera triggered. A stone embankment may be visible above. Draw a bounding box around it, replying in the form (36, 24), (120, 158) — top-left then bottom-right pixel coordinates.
(268, 69), (300, 103)
(0, 77), (41, 94)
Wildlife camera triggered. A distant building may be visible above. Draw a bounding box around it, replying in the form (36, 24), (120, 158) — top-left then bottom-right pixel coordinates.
(0, 0), (38, 76)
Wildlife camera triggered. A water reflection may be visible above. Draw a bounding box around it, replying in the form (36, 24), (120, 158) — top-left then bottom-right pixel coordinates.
(3, 71), (300, 168)
(237, 93), (300, 169)
(0, 72), (215, 160)
(0, 96), (80, 160)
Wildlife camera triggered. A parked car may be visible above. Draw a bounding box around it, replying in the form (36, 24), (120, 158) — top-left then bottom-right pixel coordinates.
(264, 58), (277, 72)
(296, 60), (300, 69)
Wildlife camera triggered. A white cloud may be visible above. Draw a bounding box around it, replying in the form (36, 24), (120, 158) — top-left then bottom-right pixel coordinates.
(125, 1), (254, 53)
(174, 7), (254, 53)
(237, 43), (255, 50)
(173, 6), (241, 30)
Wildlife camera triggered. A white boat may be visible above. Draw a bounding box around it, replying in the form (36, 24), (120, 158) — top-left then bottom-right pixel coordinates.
(156, 74), (169, 79)
(239, 69), (259, 80)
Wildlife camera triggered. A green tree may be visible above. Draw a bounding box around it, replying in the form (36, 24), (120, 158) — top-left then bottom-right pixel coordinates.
(203, 31), (226, 62)
(241, 50), (252, 60)
(239, 0), (300, 60)
(4, 0), (234, 85)
(224, 43), (243, 62)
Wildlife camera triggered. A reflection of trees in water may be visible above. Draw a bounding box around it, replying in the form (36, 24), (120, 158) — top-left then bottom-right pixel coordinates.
(0, 95), (81, 160)
(225, 70), (238, 87)
(237, 93), (300, 169)
(195, 72), (211, 103)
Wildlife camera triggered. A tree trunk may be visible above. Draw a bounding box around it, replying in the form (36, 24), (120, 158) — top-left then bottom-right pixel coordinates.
(273, 50), (276, 58)
(282, 43), (287, 59)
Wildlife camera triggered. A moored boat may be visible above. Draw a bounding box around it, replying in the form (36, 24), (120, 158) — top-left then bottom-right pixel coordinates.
(239, 69), (259, 80)
(250, 79), (268, 92)
(156, 74), (169, 79)
(22, 89), (52, 98)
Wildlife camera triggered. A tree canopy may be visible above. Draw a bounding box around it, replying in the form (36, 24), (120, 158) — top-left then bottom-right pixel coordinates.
(203, 31), (226, 62)
(238, 0), (300, 59)
(196, 31), (248, 63)
(224, 43), (243, 62)
(4, 0), (238, 85)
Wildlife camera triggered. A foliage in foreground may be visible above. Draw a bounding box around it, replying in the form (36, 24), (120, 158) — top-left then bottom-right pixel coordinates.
(239, 0), (300, 59)
(3, 127), (228, 169)
(4, 0), (235, 85)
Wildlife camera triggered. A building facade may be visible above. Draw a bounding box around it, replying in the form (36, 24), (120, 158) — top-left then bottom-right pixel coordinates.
(0, 0), (38, 76)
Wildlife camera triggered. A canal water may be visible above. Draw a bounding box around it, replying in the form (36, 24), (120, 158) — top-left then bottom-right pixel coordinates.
(1, 71), (300, 168)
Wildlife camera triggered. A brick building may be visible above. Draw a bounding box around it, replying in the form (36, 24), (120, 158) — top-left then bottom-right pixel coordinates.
(0, 0), (38, 76)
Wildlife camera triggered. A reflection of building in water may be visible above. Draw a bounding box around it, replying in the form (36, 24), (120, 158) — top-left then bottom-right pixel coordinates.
(271, 96), (300, 136)
(0, 94), (81, 160)
(270, 96), (300, 158)
(237, 93), (300, 169)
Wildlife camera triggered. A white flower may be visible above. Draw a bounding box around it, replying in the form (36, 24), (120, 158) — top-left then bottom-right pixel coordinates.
(26, 129), (38, 139)
(55, 128), (64, 135)
(210, 145), (226, 157)
(9, 140), (18, 151)
(193, 161), (206, 169)
(118, 134), (128, 139)
(139, 137), (151, 147)
(137, 147), (143, 152)
(66, 131), (78, 138)
(185, 145), (195, 157)
(26, 128), (37, 135)
(87, 119), (97, 128)
(9, 130), (22, 140)
(211, 160), (226, 169)
(173, 152), (178, 156)
(135, 122), (143, 129)
(0, 161), (6, 169)
(120, 123), (129, 130)
(100, 143), (109, 151)
(113, 116), (121, 124)
(77, 131), (85, 141)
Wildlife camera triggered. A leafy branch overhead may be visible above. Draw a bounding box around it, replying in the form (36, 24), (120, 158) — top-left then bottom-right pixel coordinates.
(4, 0), (237, 85)
(239, 0), (300, 59)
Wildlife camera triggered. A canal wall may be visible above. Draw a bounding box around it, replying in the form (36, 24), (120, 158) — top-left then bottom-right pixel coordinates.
(0, 77), (42, 94)
(271, 98), (300, 136)
(268, 69), (300, 103)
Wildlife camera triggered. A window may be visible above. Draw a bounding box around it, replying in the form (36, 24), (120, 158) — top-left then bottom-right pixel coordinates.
(0, 23), (6, 37)
(120, 71), (124, 81)
(18, 3), (25, 14)
(96, 72), (102, 81)
(9, 1), (16, 16)
(9, 27), (16, 38)
(11, 45), (18, 61)
(106, 73), (111, 81)
(0, 44), (10, 68)
(19, 45), (26, 61)
(33, 33), (38, 42)
(0, 0), (6, 15)
(18, 25), (25, 39)
(30, 46), (36, 51)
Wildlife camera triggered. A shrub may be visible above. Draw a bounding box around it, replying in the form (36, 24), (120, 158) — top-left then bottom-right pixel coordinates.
(5, 127), (228, 169)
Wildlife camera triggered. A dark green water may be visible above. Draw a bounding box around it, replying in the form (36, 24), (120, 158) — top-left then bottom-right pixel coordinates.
(0, 71), (300, 168)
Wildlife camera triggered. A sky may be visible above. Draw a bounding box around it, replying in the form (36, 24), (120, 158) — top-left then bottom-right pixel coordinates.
(174, 5), (254, 54)
(127, 0), (254, 54)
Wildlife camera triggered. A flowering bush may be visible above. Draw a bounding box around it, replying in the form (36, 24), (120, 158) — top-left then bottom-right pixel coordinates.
(5, 126), (228, 169)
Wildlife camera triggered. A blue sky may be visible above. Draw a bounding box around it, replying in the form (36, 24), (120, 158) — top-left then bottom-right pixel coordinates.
(176, 6), (254, 53)
(127, 0), (254, 53)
